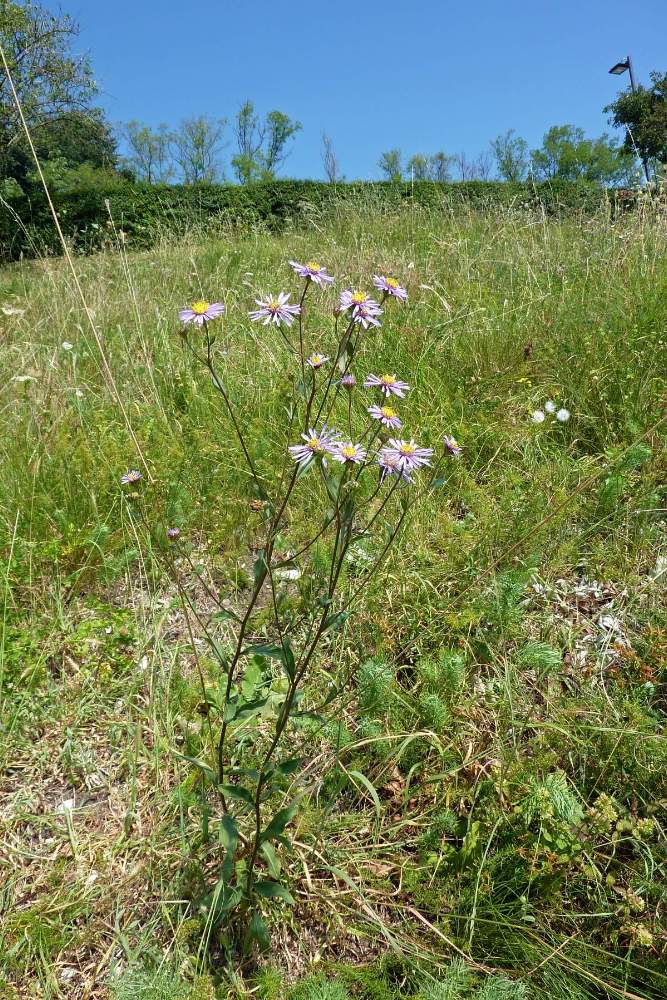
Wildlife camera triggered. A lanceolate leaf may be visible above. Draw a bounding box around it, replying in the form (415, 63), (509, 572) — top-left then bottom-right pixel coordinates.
(253, 552), (268, 589)
(246, 911), (271, 951)
(260, 841), (281, 878)
(174, 752), (216, 783)
(253, 880), (295, 904)
(219, 783), (255, 806)
(322, 610), (348, 634)
(260, 799), (300, 843)
(218, 813), (239, 854)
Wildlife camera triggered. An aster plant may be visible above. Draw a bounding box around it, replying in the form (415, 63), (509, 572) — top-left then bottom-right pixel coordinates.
(130, 258), (457, 960)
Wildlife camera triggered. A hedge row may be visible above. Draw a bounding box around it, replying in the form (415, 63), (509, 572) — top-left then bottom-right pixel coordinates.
(0, 179), (634, 261)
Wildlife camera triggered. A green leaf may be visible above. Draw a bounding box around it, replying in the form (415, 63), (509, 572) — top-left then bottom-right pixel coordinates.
(347, 769), (382, 825)
(282, 636), (296, 680)
(235, 697), (269, 721)
(245, 911), (271, 951)
(243, 643), (285, 660)
(296, 455), (315, 479)
(253, 552), (268, 589)
(275, 757), (302, 776)
(253, 880), (294, 904)
(211, 607), (242, 624)
(322, 610), (348, 634)
(218, 814), (239, 854)
(174, 752), (217, 783)
(260, 799), (300, 843)
(219, 784), (255, 806)
(223, 700), (238, 722)
(291, 710), (325, 726)
(260, 841), (282, 878)
(243, 640), (296, 681)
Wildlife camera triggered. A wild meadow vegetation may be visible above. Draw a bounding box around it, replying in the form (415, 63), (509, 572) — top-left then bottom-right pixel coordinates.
(1, 196), (667, 1000)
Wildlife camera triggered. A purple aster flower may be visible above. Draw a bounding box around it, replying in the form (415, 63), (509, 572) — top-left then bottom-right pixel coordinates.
(377, 450), (413, 484)
(333, 442), (367, 465)
(121, 469), (142, 485)
(368, 404), (402, 429)
(249, 292), (301, 327)
(363, 373), (410, 398)
(289, 260), (334, 286)
(340, 373), (356, 390)
(373, 275), (408, 301)
(307, 353), (329, 369)
(288, 426), (339, 469)
(382, 438), (434, 475)
(339, 289), (383, 325)
(167, 527), (181, 540)
(179, 301), (225, 326)
(443, 435), (462, 458)
(353, 304), (382, 330)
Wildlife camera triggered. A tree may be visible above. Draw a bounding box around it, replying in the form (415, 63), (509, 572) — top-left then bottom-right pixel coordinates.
(406, 154), (430, 180)
(452, 151), (493, 180)
(231, 100), (301, 183)
(321, 131), (340, 183)
(605, 70), (667, 170)
(172, 115), (226, 184)
(378, 148), (402, 181)
(530, 125), (636, 184)
(406, 152), (453, 181)
(490, 129), (529, 181)
(430, 151), (452, 182)
(121, 121), (173, 183)
(263, 110), (301, 175)
(0, 0), (111, 184)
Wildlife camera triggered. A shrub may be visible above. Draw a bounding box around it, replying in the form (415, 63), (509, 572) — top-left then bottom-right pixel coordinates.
(0, 179), (629, 262)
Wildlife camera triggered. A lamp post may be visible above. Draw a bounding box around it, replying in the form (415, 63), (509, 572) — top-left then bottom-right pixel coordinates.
(608, 55), (651, 185)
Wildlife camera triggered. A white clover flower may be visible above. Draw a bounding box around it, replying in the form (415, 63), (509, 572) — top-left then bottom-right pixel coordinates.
(545, 400), (556, 414)
(556, 408), (570, 422)
(62, 341), (74, 351)
(531, 410), (545, 424)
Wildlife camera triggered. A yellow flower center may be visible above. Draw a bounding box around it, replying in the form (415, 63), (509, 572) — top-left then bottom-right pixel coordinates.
(399, 443), (416, 455)
(307, 261), (321, 271)
(351, 291), (366, 304)
(191, 301), (210, 315)
(311, 355), (323, 365)
(341, 445), (357, 459)
(308, 437), (321, 450)
(380, 406), (397, 419)
(386, 277), (399, 288)
(268, 298), (281, 311)
(380, 374), (396, 384)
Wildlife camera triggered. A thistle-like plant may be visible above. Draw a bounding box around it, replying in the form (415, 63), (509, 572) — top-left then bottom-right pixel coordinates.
(122, 261), (456, 957)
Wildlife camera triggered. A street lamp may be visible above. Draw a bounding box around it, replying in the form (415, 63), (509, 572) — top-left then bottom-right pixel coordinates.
(608, 55), (637, 91)
(608, 54), (650, 185)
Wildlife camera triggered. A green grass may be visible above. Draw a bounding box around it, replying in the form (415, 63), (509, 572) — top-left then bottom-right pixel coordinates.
(1, 199), (666, 998)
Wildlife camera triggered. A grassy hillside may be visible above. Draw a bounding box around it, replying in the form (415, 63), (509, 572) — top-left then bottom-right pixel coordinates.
(1, 199), (666, 999)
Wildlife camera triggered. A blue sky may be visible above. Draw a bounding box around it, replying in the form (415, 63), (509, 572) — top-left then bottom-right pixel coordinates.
(71, 0), (667, 180)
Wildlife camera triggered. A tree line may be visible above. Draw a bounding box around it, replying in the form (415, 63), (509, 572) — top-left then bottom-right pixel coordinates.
(1, 0), (665, 201)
